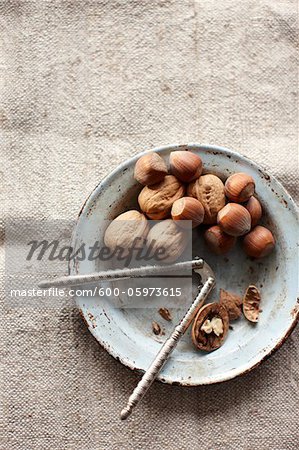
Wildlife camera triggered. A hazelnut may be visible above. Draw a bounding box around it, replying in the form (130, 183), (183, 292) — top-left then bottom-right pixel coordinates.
(169, 151), (203, 182)
(243, 285), (261, 322)
(171, 197), (204, 228)
(217, 203), (251, 236)
(219, 289), (242, 320)
(245, 196), (262, 228)
(243, 225), (275, 258)
(134, 152), (168, 186)
(138, 175), (185, 219)
(104, 210), (149, 255)
(225, 172), (255, 203)
(204, 225), (236, 255)
(146, 219), (188, 263)
(191, 303), (229, 351)
(187, 174), (225, 224)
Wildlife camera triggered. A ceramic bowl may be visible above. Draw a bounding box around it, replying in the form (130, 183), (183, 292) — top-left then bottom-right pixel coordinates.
(69, 144), (298, 385)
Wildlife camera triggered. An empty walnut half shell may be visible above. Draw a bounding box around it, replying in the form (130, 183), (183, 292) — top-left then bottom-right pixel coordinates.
(243, 285), (261, 323)
(191, 303), (229, 351)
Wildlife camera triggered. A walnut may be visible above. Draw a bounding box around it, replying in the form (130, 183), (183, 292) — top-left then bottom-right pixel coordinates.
(138, 175), (185, 219)
(147, 219), (188, 263)
(243, 285), (261, 322)
(187, 174), (225, 224)
(146, 219), (188, 263)
(104, 210), (149, 256)
(201, 317), (223, 336)
(191, 303), (229, 351)
(219, 289), (242, 320)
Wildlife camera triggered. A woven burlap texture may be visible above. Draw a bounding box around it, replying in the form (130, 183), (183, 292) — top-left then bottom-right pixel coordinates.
(1, 1), (298, 449)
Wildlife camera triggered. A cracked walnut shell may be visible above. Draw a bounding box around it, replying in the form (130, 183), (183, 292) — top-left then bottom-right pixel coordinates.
(243, 285), (261, 323)
(158, 308), (172, 321)
(219, 289), (242, 320)
(191, 303), (229, 351)
(187, 174), (225, 224)
(138, 175), (185, 219)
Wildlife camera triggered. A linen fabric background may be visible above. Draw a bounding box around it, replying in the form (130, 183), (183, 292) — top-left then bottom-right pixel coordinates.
(0, 1), (298, 449)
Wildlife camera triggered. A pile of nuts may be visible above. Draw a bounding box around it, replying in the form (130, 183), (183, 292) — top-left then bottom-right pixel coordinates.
(133, 149), (274, 259)
(104, 149), (275, 351)
(105, 150), (275, 260)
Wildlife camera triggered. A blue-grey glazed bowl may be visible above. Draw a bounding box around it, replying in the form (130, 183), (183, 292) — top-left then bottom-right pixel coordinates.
(70, 144), (298, 385)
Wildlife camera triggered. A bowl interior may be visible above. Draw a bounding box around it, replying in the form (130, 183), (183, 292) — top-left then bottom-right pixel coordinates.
(70, 144), (298, 385)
